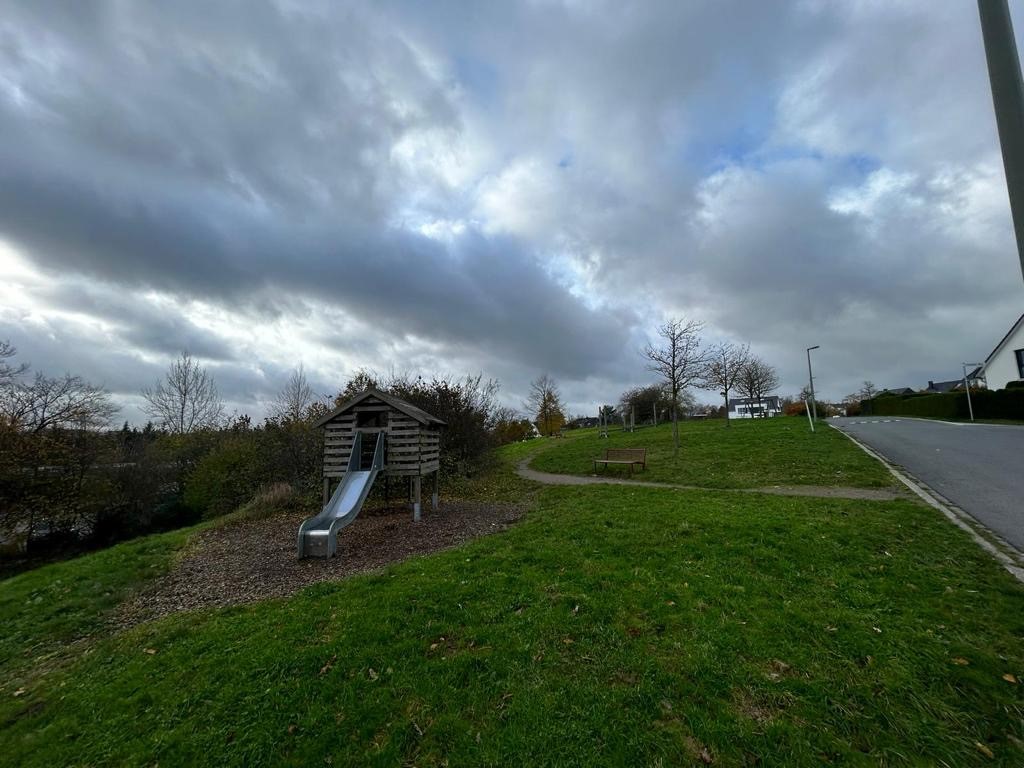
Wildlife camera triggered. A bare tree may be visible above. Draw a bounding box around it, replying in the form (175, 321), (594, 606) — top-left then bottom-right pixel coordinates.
(736, 357), (780, 418)
(273, 365), (314, 422)
(701, 341), (750, 428)
(643, 318), (707, 451)
(859, 380), (878, 400)
(526, 374), (566, 436)
(0, 340), (29, 388)
(1, 372), (118, 432)
(142, 352), (224, 433)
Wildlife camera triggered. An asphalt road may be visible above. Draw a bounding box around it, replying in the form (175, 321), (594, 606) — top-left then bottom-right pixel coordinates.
(833, 417), (1024, 551)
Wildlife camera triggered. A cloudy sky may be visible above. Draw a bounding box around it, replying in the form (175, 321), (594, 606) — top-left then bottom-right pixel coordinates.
(2, 0), (1024, 423)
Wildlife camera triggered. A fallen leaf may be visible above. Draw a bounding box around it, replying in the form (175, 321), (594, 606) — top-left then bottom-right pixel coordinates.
(143, 648), (157, 655)
(319, 654), (337, 676)
(872, 627), (882, 634)
(952, 657), (970, 666)
(562, 638), (574, 645)
(666, 601), (676, 607)
(429, 643), (439, 651)
(974, 741), (994, 759)
(288, 724), (298, 735)
(13, 688), (25, 697)
(1002, 673), (1018, 684)
(368, 668), (378, 681)
(699, 746), (714, 764)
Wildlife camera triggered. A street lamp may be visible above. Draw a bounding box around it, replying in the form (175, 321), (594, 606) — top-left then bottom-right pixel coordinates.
(806, 346), (820, 421)
(962, 362), (984, 422)
(978, 0), (1024, 283)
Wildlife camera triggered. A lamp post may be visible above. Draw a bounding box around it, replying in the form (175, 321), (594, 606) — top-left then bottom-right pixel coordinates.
(806, 345), (820, 421)
(978, 0), (1024, 282)
(963, 362), (984, 422)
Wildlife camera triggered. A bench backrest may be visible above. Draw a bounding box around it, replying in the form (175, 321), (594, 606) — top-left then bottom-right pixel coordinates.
(604, 448), (646, 462)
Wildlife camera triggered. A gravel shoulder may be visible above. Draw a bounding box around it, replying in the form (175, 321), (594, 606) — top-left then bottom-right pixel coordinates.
(114, 500), (523, 629)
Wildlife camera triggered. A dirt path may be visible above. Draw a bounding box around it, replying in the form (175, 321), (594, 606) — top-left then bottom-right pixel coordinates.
(516, 460), (904, 501)
(113, 500), (523, 630)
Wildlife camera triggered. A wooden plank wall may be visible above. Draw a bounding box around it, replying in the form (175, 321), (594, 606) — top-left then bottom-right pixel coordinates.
(323, 396), (441, 478)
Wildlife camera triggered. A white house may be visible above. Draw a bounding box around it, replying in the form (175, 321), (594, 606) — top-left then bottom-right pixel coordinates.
(980, 312), (1024, 390)
(727, 395), (782, 419)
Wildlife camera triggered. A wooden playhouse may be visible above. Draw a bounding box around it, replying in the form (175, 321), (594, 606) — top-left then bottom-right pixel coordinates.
(313, 388), (445, 519)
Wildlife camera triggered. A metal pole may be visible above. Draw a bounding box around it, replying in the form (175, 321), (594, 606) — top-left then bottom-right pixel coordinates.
(804, 398), (815, 433)
(806, 345), (820, 421)
(963, 362), (984, 421)
(979, 0), (1024, 281)
(963, 363), (975, 422)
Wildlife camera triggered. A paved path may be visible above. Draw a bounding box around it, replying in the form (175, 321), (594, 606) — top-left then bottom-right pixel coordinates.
(834, 417), (1024, 550)
(515, 460), (903, 501)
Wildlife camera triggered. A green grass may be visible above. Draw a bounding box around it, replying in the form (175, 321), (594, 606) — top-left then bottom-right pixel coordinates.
(0, 526), (196, 690)
(530, 418), (892, 488)
(2, 482), (1022, 766)
(0, 487), (302, 692)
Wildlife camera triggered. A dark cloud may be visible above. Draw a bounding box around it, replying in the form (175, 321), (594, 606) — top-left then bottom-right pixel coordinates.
(1, 0), (1023, 417)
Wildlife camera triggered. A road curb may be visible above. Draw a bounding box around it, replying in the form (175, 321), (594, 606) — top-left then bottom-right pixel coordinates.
(831, 424), (1024, 583)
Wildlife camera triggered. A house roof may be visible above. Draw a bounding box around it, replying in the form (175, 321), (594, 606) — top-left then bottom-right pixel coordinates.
(314, 388), (446, 428)
(879, 387), (914, 396)
(925, 379), (961, 393)
(983, 311), (1024, 367)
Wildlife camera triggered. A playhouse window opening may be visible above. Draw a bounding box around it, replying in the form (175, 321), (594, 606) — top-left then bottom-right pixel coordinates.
(356, 411), (386, 428)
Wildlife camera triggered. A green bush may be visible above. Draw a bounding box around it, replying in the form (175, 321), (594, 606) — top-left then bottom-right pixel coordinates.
(183, 436), (263, 518)
(865, 387), (1024, 420)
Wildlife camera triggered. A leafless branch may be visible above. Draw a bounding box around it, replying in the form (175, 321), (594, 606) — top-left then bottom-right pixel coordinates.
(141, 352), (224, 434)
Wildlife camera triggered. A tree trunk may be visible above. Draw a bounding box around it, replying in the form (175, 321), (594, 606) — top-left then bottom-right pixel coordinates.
(723, 387), (730, 427)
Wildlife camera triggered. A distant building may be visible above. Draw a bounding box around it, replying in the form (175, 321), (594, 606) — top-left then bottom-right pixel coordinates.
(565, 416), (600, 429)
(879, 387), (915, 396)
(727, 396), (781, 419)
(924, 379), (962, 394)
(979, 312), (1024, 390)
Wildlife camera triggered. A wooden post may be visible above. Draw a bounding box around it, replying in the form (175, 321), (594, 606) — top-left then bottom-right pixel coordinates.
(413, 476), (422, 522)
(322, 477), (330, 507)
(432, 470), (439, 511)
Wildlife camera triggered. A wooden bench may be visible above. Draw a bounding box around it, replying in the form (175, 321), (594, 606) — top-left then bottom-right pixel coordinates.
(593, 448), (647, 475)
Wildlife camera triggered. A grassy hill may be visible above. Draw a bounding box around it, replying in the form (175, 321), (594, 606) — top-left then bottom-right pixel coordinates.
(2, 427), (1022, 766)
(530, 418), (892, 488)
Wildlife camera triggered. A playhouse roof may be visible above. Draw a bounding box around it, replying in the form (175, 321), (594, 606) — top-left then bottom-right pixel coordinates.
(314, 388), (446, 428)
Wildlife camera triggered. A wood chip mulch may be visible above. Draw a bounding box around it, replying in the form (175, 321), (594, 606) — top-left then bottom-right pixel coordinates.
(112, 500), (524, 631)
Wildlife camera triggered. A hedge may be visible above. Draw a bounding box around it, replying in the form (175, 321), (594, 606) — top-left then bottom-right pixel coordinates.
(863, 388), (1024, 420)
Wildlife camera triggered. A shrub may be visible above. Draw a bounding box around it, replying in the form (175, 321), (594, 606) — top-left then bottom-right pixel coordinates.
(184, 436), (263, 518)
(866, 388), (1024, 420)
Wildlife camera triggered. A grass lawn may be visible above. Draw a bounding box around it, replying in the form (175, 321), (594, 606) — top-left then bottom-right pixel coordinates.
(530, 418), (892, 488)
(0, 525), (197, 692)
(2, 480), (1023, 766)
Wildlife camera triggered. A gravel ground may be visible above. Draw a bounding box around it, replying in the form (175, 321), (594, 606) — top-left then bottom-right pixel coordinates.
(113, 500), (523, 630)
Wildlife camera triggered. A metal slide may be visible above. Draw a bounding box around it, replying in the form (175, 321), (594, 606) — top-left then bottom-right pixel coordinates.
(297, 431), (384, 558)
